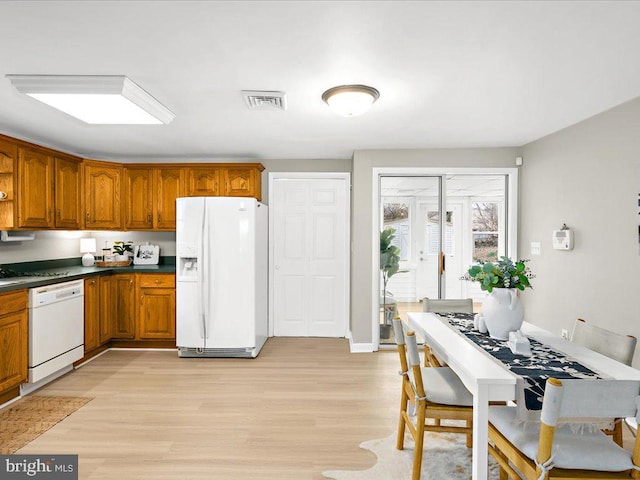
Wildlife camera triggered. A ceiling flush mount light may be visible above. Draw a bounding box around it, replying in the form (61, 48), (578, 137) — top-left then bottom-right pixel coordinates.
(5, 75), (175, 124)
(322, 84), (380, 117)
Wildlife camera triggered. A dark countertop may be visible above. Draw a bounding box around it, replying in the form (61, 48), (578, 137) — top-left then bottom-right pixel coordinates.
(0, 259), (176, 293)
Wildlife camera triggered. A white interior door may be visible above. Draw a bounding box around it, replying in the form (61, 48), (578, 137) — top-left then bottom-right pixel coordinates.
(272, 176), (349, 337)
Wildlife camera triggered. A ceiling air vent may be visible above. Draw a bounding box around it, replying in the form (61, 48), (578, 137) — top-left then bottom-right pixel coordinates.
(242, 90), (287, 111)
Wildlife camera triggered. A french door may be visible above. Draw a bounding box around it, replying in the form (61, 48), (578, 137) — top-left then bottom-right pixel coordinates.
(378, 172), (512, 346)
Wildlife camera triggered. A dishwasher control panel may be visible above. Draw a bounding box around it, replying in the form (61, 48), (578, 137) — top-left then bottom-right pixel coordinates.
(29, 279), (84, 308)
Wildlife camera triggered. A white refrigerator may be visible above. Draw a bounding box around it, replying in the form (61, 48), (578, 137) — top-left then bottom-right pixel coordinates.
(176, 197), (268, 358)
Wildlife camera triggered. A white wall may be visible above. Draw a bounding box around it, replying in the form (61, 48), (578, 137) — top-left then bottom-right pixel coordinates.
(0, 230), (176, 264)
(520, 96), (640, 366)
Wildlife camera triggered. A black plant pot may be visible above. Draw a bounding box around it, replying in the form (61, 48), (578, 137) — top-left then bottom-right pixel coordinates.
(380, 324), (392, 340)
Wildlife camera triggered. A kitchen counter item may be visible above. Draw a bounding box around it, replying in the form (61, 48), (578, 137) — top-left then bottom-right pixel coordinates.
(95, 260), (132, 267)
(133, 244), (160, 265)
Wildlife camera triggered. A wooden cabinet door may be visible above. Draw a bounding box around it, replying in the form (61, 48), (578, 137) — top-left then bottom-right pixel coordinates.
(17, 147), (54, 228)
(0, 290), (28, 393)
(220, 166), (260, 199)
(155, 168), (183, 230)
(138, 288), (176, 339)
(0, 311), (28, 392)
(84, 162), (122, 229)
(188, 167), (220, 196)
(0, 137), (17, 229)
(137, 274), (175, 340)
(112, 274), (135, 339)
(54, 156), (81, 229)
(99, 276), (112, 344)
(124, 167), (153, 230)
(84, 278), (100, 352)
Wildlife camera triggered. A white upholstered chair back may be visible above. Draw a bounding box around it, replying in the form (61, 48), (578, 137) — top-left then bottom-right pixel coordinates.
(542, 379), (640, 425)
(422, 298), (473, 314)
(571, 318), (637, 366)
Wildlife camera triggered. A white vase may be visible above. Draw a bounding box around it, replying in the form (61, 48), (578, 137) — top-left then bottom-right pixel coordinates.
(115, 255), (128, 262)
(481, 288), (524, 340)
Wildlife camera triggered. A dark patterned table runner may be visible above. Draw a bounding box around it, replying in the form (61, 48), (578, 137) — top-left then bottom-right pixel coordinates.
(438, 312), (601, 412)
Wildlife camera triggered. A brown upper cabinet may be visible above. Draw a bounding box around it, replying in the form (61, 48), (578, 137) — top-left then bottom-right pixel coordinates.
(155, 168), (184, 229)
(54, 156), (82, 229)
(17, 148), (82, 229)
(124, 166), (185, 230)
(0, 135), (82, 230)
(84, 160), (122, 230)
(188, 167), (220, 196)
(221, 166), (262, 199)
(0, 133), (263, 231)
(17, 146), (54, 228)
(0, 138), (17, 229)
(187, 164), (263, 200)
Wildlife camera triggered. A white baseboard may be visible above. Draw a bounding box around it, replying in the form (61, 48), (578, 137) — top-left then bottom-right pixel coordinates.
(347, 331), (374, 353)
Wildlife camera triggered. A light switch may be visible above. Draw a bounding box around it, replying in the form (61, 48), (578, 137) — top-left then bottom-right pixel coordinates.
(531, 242), (541, 255)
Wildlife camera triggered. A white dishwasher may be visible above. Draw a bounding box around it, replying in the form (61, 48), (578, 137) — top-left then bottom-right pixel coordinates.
(26, 279), (84, 389)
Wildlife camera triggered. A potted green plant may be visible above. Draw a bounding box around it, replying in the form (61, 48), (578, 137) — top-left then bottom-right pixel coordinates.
(112, 241), (134, 262)
(463, 256), (534, 339)
(380, 228), (406, 339)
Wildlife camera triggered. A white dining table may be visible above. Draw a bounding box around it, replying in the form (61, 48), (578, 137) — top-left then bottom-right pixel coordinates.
(407, 312), (640, 480)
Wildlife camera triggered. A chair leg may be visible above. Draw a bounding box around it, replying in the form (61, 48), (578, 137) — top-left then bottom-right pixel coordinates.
(466, 419), (473, 448)
(397, 388), (409, 450)
(411, 404), (426, 480)
(612, 421), (624, 447)
(499, 466), (509, 480)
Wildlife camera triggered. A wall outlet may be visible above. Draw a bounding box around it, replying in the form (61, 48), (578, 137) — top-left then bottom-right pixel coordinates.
(561, 329), (569, 340)
(531, 242), (541, 255)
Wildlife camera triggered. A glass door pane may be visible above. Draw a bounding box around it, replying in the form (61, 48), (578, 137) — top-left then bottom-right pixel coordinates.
(379, 176), (441, 345)
(445, 174), (507, 309)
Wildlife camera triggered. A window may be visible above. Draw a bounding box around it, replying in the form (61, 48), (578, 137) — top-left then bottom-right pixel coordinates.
(383, 201), (410, 261)
(472, 202), (499, 262)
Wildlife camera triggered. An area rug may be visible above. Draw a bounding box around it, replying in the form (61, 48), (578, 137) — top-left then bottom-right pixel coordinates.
(323, 430), (499, 480)
(0, 395), (93, 454)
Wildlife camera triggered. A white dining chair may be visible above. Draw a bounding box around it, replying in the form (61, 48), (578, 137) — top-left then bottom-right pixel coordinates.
(488, 377), (640, 480)
(393, 318), (474, 480)
(570, 318), (638, 445)
(571, 318), (637, 366)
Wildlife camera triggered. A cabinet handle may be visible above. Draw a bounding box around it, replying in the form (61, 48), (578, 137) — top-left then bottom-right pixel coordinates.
(56, 209), (61, 219)
(86, 212), (90, 223)
(48, 209), (52, 221)
(147, 213), (152, 223)
(157, 212), (161, 223)
(90, 280), (96, 285)
(130, 280), (133, 286)
(140, 295), (144, 305)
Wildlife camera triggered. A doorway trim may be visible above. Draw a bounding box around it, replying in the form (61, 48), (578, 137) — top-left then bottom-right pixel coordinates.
(268, 172), (351, 338)
(372, 167), (519, 350)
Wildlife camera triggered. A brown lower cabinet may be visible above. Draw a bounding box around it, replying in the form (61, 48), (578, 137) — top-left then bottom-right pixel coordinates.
(137, 274), (176, 339)
(82, 272), (176, 360)
(83, 275), (114, 357)
(0, 289), (28, 403)
(112, 274), (136, 339)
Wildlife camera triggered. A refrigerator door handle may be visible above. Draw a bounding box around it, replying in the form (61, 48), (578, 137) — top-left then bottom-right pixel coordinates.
(198, 199), (207, 340)
(204, 201), (213, 341)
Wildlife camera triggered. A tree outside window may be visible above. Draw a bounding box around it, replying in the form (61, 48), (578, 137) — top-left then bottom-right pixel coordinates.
(472, 202), (499, 262)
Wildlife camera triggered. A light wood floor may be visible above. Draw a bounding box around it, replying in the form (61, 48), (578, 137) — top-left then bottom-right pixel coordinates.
(17, 339), (401, 480)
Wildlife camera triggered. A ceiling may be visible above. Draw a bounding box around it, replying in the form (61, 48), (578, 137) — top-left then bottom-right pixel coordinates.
(1, 1), (640, 161)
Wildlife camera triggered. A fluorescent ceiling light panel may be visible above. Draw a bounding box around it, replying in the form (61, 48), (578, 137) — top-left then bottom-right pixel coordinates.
(6, 75), (175, 124)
